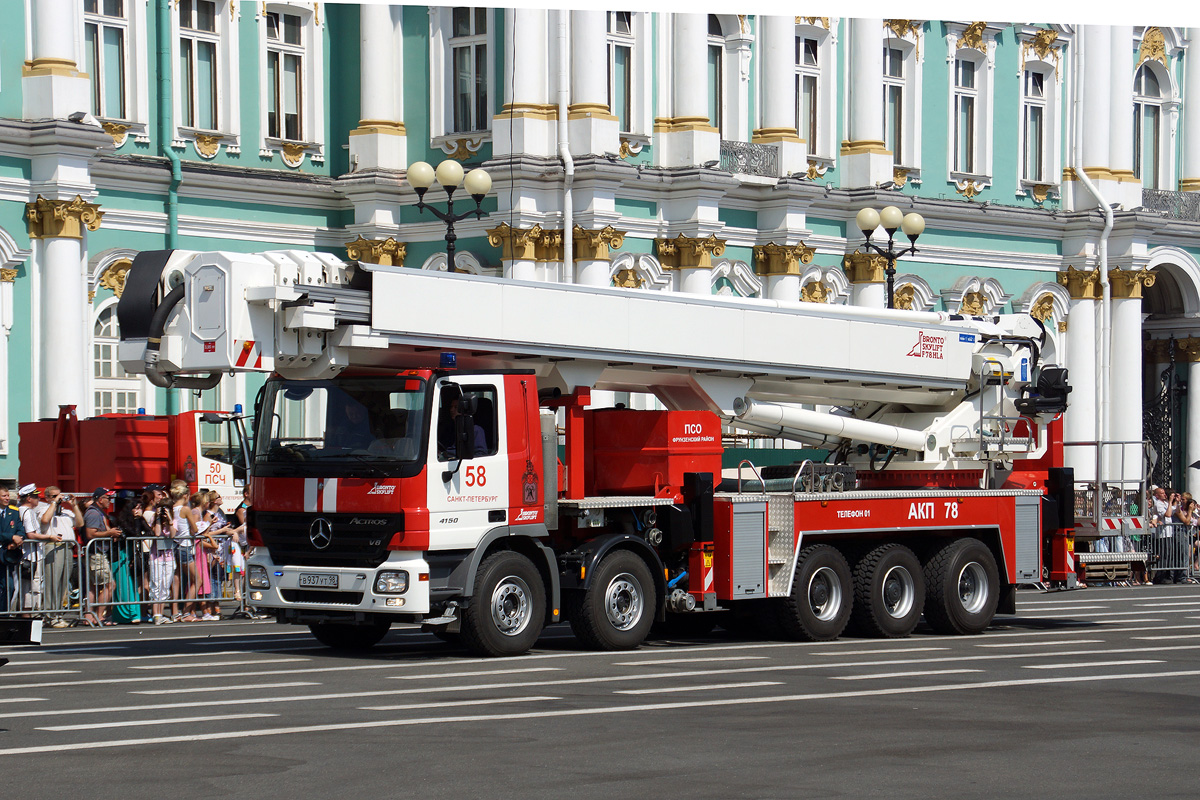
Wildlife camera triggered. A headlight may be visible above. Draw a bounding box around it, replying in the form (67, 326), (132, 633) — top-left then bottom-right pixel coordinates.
(248, 565), (271, 589)
(375, 570), (409, 594)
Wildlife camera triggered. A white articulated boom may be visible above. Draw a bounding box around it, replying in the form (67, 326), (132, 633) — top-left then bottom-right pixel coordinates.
(119, 249), (1065, 469)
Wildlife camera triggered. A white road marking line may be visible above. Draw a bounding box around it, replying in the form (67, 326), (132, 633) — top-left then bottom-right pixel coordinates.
(0, 670), (78, 678)
(1023, 659), (1165, 670)
(131, 658), (310, 670)
(130, 682), (320, 695)
(38, 713), (277, 732)
(1091, 619), (1166, 624)
(7, 669), (1200, 756)
(1014, 605), (1109, 612)
(610, 656), (769, 666)
(0, 698), (46, 704)
(615, 682), (783, 695)
(832, 669), (984, 681)
(813, 647), (947, 656)
(977, 639), (1106, 648)
(1136, 601), (1200, 607)
(389, 667), (561, 681)
(361, 696), (559, 711)
(1018, 600), (1111, 607)
(1037, 610), (1184, 618)
(1019, 592), (1200, 605)
(1132, 634), (1200, 641)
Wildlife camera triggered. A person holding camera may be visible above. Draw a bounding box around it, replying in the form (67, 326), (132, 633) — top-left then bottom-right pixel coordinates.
(35, 487), (83, 627)
(83, 487), (121, 626)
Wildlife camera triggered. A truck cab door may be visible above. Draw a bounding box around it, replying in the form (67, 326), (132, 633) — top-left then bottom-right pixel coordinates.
(426, 378), (509, 550)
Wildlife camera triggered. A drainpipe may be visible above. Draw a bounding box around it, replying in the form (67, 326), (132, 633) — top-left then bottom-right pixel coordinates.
(556, 10), (574, 283)
(1073, 28), (1114, 523)
(158, 0), (182, 413)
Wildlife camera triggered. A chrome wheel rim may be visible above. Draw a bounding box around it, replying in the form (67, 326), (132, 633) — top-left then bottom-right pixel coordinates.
(807, 566), (842, 622)
(491, 575), (533, 637)
(604, 573), (643, 631)
(881, 565), (916, 619)
(957, 562), (988, 615)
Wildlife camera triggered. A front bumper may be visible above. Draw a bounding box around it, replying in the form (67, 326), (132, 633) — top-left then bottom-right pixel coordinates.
(247, 550), (431, 616)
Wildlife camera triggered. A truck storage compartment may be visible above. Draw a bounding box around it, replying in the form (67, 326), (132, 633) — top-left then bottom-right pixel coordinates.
(711, 497), (767, 600)
(586, 409), (723, 495)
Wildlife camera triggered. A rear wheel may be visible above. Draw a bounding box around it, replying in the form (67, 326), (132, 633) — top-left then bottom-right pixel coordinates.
(460, 551), (546, 657)
(776, 544), (853, 641)
(850, 544), (924, 638)
(570, 550), (656, 650)
(308, 620), (391, 651)
(923, 538), (999, 635)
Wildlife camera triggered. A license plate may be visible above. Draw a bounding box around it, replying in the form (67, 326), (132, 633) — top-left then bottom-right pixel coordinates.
(299, 573), (338, 589)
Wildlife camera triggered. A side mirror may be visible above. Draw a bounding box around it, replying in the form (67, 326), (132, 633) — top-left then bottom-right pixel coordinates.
(455, 413), (475, 460)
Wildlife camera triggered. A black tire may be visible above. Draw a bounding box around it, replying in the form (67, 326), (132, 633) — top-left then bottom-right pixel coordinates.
(850, 544), (925, 638)
(460, 550), (547, 657)
(308, 620), (391, 651)
(923, 537), (1000, 635)
(569, 550), (656, 650)
(776, 544), (853, 641)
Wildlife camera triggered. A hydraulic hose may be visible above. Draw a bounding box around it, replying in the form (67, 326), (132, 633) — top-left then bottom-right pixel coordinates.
(143, 283), (221, 390)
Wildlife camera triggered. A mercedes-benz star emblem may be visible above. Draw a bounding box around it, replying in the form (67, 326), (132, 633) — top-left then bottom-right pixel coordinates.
(309, 518), (333, 550)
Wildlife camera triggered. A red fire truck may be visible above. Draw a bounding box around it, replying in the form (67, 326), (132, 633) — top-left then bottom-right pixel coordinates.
(115, 248), (1074, 656)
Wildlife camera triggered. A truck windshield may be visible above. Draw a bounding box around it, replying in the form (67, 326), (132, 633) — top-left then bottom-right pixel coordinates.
(254, 376), (427, 474)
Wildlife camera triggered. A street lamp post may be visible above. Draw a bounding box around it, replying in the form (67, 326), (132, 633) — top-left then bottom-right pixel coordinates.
(854, 205), (925, 309)
(407, 160), (493, 272)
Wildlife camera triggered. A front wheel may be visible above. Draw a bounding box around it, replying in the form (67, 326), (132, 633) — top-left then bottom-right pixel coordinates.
(308, 620), (391, 651)
(923, 538), (1000, 635)
(460, 551), (546, 657)
(569, 550), (656, 650)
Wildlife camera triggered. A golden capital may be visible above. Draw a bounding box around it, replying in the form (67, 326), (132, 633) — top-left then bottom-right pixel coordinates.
(0, 268), (16, 282)
(487, 223), (562, 262)
(1109, 268), (1155, 300)
(1175, 337), (1200, 363)
(572, 226), (625, 262)
(655, 234), (726, 270)
(98, 258), (132, 298)
(26, 195), (103, 240)
(1056, 266), (1102, 301)
(754, 242), (816, 276)
(1145, 338), (1172, 362)
(841, 252), (887, 284)
(345, 236), (407, 267)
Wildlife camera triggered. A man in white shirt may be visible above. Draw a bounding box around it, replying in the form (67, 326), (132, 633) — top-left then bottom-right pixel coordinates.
(18, 484), (44, 614)
(36, 486), (83, 627)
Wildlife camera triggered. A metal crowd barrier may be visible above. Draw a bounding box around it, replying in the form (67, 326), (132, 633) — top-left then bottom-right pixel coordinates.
(1, 534), (263, 626)
(1145, 523), (1197, 583)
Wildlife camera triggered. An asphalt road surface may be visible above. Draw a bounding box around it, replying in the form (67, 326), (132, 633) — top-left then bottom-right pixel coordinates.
(3, 585), (1200, 798)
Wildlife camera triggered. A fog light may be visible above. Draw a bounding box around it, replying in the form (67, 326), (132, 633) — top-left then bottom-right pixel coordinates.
(375, 570), (409, 594)
(386, 597), (405, 607)
(249, 566), (271, 589)
(250, 591), (263, 601)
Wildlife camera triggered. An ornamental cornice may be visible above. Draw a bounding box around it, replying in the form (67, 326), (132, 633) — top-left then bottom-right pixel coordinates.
(1138, 27), (1168, 69)
(656, 234), (726, 270)
(346, 236), (406, 266)
(1109, 268), (1155, 299)
(573, 226), (625, 261)
(796, 16), (830, 30)
(26, 195), (104, 239)
(753, 241), (815, 276)
(1020, 28), (1061, 72)
(956, 21), (990, 53)
(841, 252), (887, 284)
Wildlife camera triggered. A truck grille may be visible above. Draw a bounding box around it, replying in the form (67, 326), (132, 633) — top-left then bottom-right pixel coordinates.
(281, 590), (365, 605)
(254, 511), (402, 568)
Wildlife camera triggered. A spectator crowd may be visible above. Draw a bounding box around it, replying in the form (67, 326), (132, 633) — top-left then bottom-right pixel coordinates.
(0, 481), (264, 626)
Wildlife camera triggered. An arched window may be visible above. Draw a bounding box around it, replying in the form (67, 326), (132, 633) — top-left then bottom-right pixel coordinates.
(1134, 64), (1164, 189)
(707, 15), (724, 131)
(93, 305), (140, 415)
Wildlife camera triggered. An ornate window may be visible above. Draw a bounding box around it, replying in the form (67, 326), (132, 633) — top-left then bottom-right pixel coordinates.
(93, 305), (140, 416)
(1134, 64), (1165, 189)
(707, 15), (724, 131)
(1021, 69), (1048, 182)
(796, 37), (819, 155)
(945, 22), (999, 185)
(883, 45), (906, 166)
(953, 57), (979, 174)
(451, 7), (489, 134)
(172, 0), (240, 156)
(259, 4), (323, 167)
(84, 0), (128, 120)
(266, 10), (303, 140)
(608, 12), (633, 133)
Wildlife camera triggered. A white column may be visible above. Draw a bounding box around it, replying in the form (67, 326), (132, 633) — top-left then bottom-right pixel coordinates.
(1062, 296), (1098, 483)
(505, 260), (537, 281)
(841, 18), (891, 187)
(766, 274), (800, 301)
(852, 282), (886, 308)
(494, 9), (554, 157)
(1182, 29), (1200, 191)
(38, 237), (88, 418)
(1110, 293), (1144, 482)
(0, 274), (12, 454)
(349, 4), (405, 171)
(679, 268), (711, 295)
(576, 261), (610, 286)
(23, 0), (89, 119)
(1188, 360), (1200, 497)
(1068, 26), (1113, 210)
(568, 11), (619, 156)
(754, 16), (806, 176)
(656, 14), (720, 167)
(1109, 26), (1140, 208)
